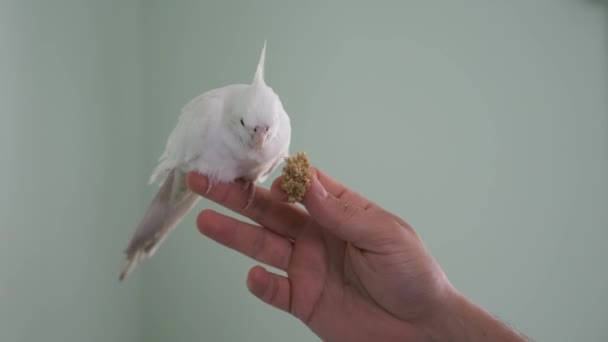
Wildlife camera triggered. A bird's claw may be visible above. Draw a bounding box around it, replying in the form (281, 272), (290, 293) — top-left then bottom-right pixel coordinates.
(242, 181), (255, 210)
(205, 179), (214, 194)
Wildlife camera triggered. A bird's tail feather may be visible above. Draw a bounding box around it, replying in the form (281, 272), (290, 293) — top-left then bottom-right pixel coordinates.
(119, 168), (199, 281)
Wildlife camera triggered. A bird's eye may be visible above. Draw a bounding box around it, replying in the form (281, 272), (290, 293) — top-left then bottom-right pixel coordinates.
(240, 118), (245, 126)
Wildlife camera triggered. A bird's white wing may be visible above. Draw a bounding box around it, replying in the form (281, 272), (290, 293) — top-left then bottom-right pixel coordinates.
(121, 85), (245, 280)
(149, 85), (246, 184)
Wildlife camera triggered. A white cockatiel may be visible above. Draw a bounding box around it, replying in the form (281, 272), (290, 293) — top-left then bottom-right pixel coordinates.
(119, 42), (291, 281)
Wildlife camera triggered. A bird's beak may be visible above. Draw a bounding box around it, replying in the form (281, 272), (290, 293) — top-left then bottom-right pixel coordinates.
(253, 126), (269, 149)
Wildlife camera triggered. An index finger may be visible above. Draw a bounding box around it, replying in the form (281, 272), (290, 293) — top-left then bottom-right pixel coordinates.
(187, 172), (308, 239)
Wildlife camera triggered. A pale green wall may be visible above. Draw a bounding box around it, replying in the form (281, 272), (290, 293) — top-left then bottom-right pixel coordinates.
(140, 1), (608, 341)
(0, 1), (143, 341)
(2, 1), (608, 342)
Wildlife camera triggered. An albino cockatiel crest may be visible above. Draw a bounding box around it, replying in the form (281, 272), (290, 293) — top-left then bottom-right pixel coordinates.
(119, 42), (291, 280)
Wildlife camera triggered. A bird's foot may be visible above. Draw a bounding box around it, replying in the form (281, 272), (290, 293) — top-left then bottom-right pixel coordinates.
(241, 181), (255, 210)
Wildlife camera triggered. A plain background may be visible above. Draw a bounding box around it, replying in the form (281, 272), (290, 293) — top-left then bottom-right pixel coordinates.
(1, 0), (607, 341)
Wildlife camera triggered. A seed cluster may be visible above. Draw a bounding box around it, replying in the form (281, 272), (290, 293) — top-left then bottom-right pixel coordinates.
(280, 152), (311, 203)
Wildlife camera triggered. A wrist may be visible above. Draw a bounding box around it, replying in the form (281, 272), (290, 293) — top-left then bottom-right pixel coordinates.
(416, 289), (528, 341)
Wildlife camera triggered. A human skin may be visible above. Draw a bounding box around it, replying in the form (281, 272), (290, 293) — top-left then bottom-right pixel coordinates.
(187, 168), (527, 341)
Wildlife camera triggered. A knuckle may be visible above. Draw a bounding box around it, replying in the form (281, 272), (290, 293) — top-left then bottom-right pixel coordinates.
(331, 200), (360, 233)
(250, 230), (267, 260)
(335, 187), (348, 200)
(266, 238), (293, 271)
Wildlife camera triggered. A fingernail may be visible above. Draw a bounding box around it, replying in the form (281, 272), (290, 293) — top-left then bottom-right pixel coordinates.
(311, 174), (327, 198)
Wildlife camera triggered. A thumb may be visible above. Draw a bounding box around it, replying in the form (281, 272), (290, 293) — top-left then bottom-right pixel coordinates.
(301, 173), (377, 245)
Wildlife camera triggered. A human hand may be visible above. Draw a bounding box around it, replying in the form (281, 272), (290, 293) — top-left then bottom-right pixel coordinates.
(187, 168), (527, 341)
